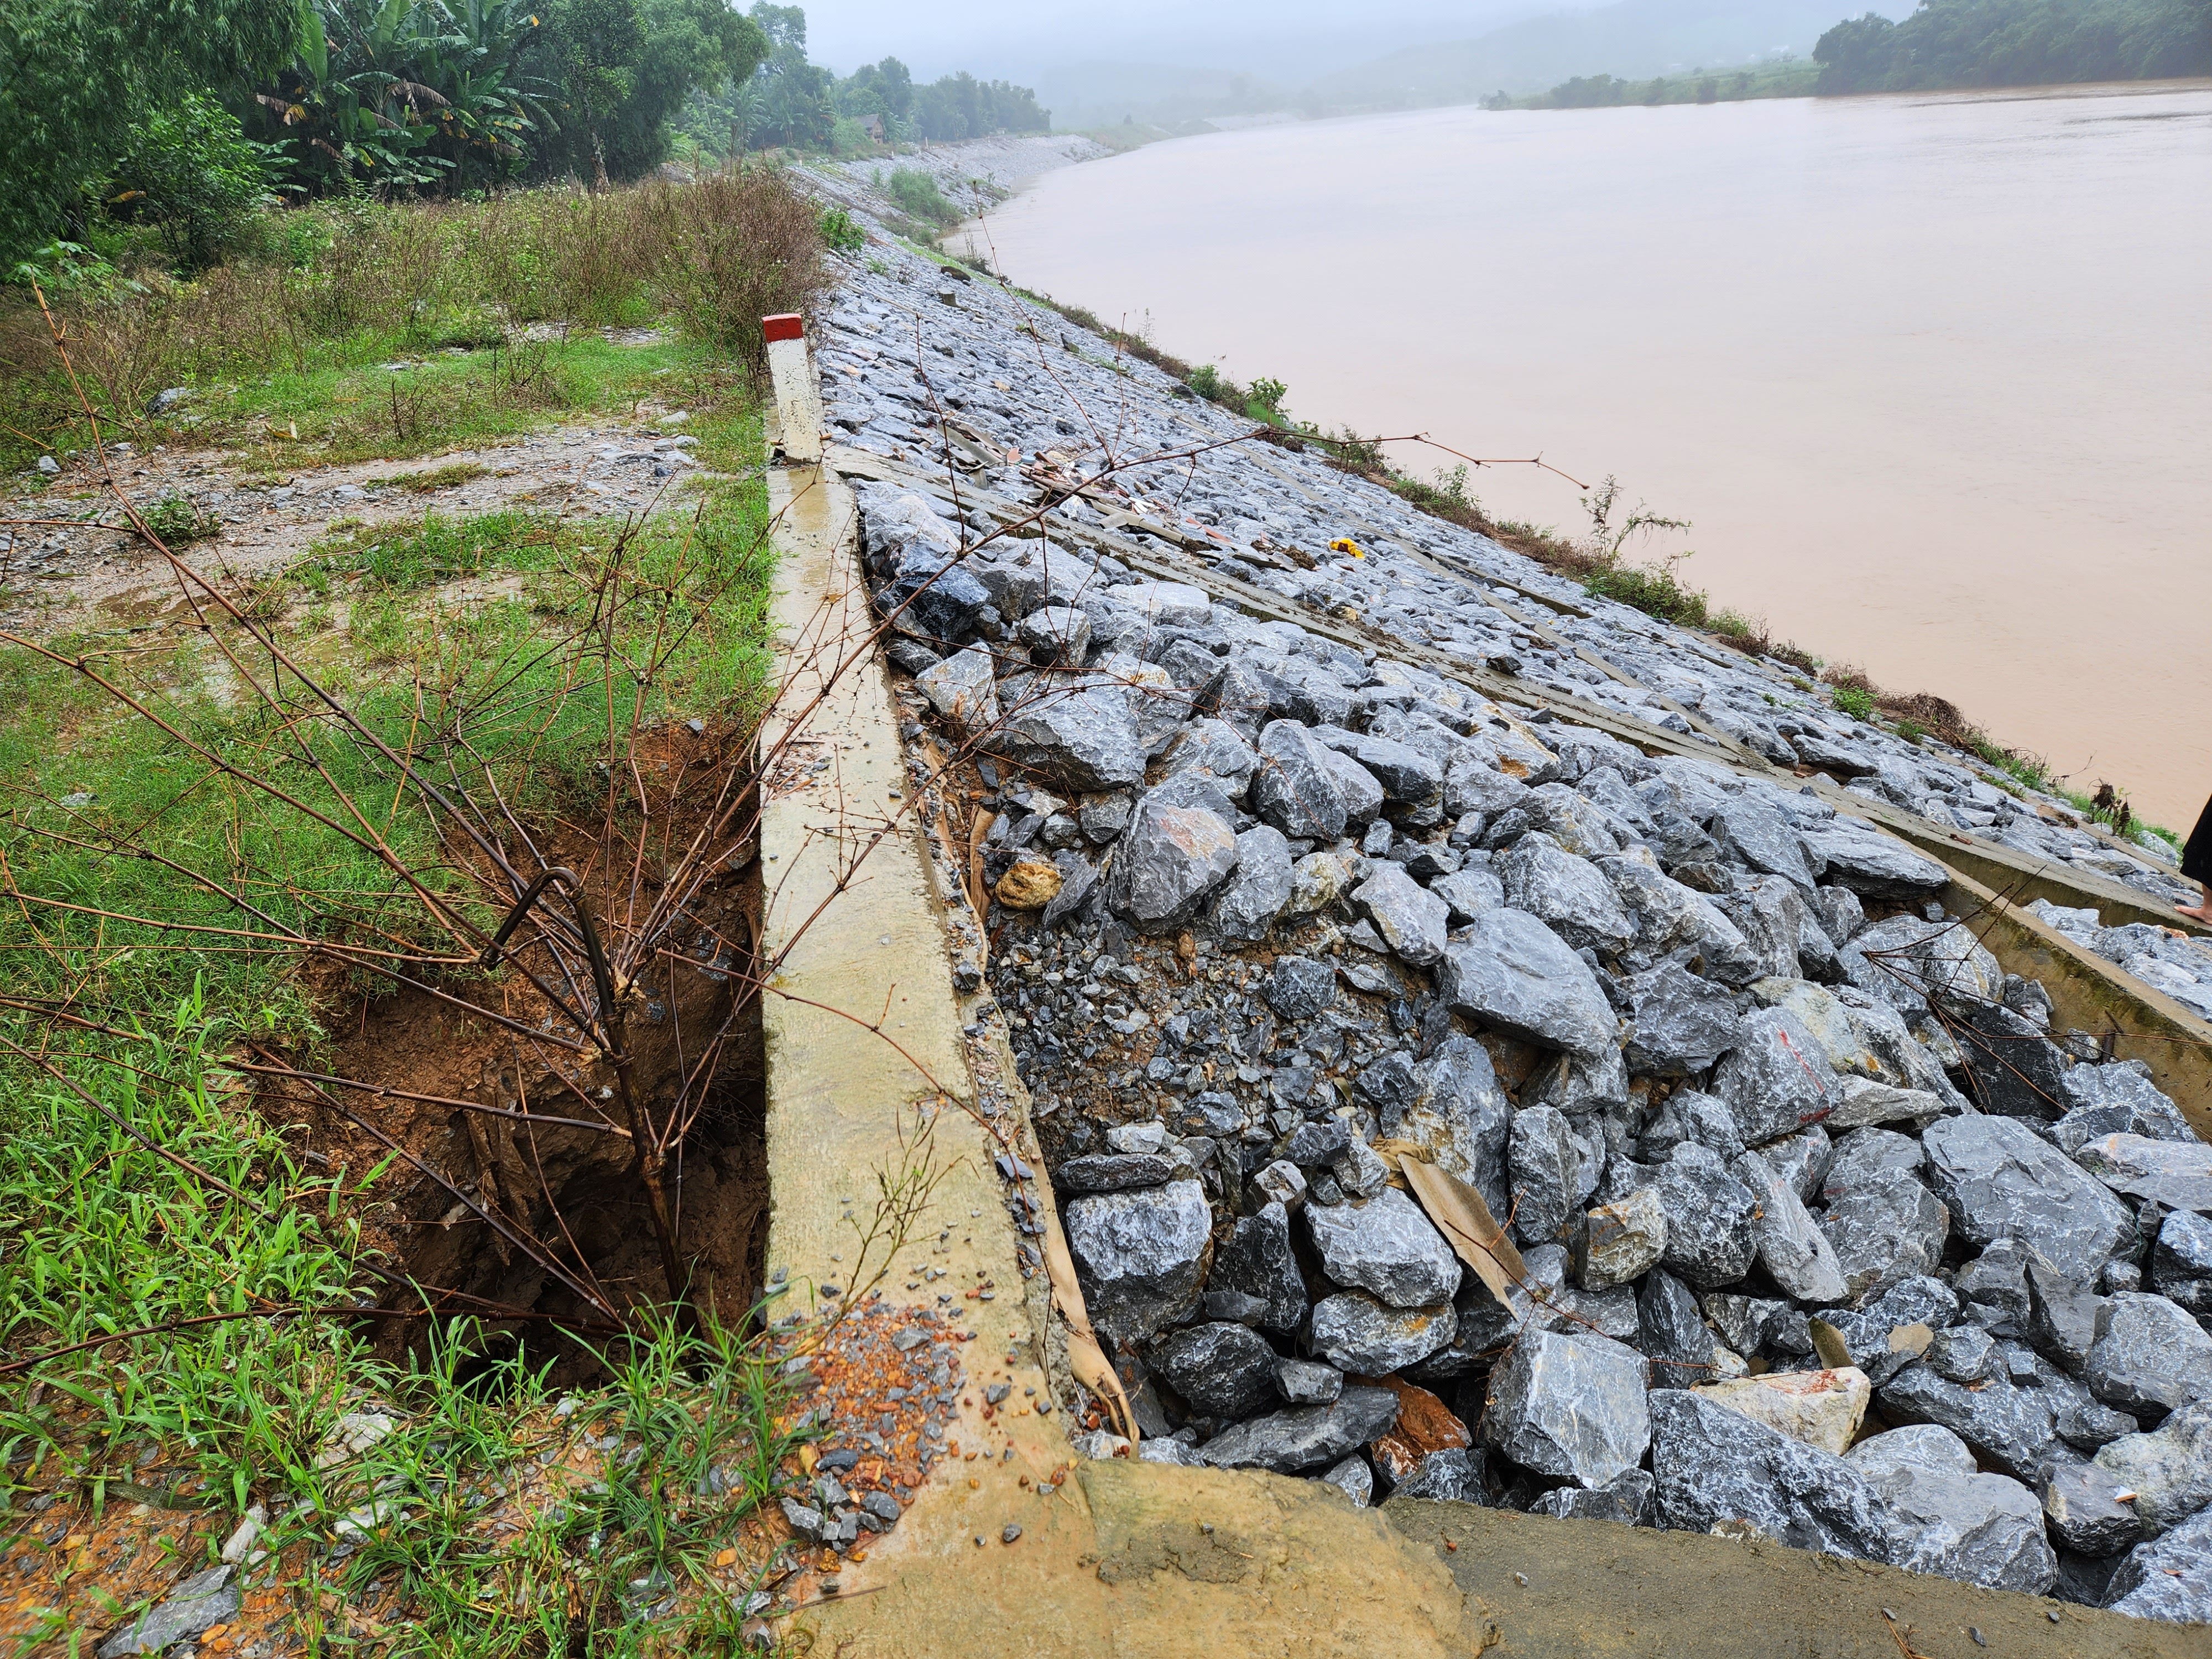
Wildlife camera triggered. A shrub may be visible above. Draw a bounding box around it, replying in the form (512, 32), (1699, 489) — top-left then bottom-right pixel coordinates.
(884, 167), (959, 227)
(818, 205), (867, 253)
(143, 492), (216, 542)
(107, 92), (280, 270)
(1830, 684), (1876, 721)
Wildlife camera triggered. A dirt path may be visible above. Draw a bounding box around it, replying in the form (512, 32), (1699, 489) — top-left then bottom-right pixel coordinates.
(2, 406), (717, 638)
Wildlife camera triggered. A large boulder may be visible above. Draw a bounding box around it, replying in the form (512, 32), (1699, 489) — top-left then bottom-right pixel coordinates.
(1303, 1187), (1462, 1308)
(1876, 1361), (2068, 1484)
(1062, 1180), (1213, 1346)
(1210, 1201), (1308, 1332)
(2075, 1133), (2212, 1214)
(1250, 720), (1348, 841)
(1211, 825), (1293, 941)
(1648, 1389), (1898, 1561)
(1710, 1006), (1838, 1147)
(1434, 907), (1619, 1058)
(1308, 1290), (1457, 1373)
(1507, 1105), (1583, 1249)
(1147, 1321), (1281, 1420)
(1817, 1171), (1951, 1307)
(1497, 833), (1637, 954)
(1381, 1036), (1514, 1220)
(1353, 863), (1449, 967)
(2086, 1293), (2212, 1420)
(1799, 818), (1950, 899)
(1480, 1328), (1651, 1488)
(988, 686), (1146, 793)
(1846, 1424), (2057, 1593)
(1622, 963), (1744, 1076)
(2103, 1504), (2212, 1624)
(1651, 1144), (1759, 1288)
(1105, 791), (1239, 930)
(1197, 1386), (1401, 1474)
(1922, 1114), (2137, 1284)
(1734, 1149), (1849, 1303)
(2093, 1401), (2212, 1537)
(1692, 1367), (1871, 1455)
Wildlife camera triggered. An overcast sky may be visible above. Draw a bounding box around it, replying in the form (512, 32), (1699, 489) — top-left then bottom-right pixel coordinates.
(797, 1), (1548, 83)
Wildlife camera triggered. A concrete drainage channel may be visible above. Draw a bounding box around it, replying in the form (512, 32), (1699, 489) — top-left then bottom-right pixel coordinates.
(745, 234), (2212, 1651)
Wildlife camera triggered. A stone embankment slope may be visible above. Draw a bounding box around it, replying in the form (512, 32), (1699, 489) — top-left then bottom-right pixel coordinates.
(782, 147), (2212, 1634)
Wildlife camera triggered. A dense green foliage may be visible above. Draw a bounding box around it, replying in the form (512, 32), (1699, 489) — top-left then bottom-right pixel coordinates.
(110, 91), (286, 267)
(1814, 0), (2212, 91)
(0, 0), (309, 263)
(1510, 59), (1819, 108)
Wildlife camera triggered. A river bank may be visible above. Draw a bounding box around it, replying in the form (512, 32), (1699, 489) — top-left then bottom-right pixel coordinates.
(959, 89), (2212, 833)
(774, 148), (2212, 1628)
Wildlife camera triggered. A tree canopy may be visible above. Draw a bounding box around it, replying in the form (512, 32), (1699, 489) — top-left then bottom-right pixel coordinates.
(1814, 0), (2212, 92)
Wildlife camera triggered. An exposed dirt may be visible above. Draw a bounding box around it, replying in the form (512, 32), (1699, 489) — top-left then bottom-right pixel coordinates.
(1386, 1496), (2198, 1659)
(253, 718), (769, 1378)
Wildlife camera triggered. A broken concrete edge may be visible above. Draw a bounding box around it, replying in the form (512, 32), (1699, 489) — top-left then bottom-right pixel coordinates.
(1936, 863), (2212, 1141)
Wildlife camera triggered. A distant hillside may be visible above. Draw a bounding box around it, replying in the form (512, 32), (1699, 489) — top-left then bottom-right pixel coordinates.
(1314, 0), (1897, 102)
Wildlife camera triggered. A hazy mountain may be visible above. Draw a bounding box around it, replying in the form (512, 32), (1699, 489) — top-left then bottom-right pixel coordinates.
(1312, 0), (1911, 103)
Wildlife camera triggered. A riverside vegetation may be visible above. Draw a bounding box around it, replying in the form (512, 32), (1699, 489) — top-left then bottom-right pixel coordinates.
(0, 164), (966, 1655)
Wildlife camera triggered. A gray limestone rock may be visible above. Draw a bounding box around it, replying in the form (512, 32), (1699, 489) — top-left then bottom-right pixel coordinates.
(1877, 1362), (2067, 1484)
(1147, 1321), (1281, 1420)
(1308, 1290), (1457, 1373)
(912, 643), (999, 729)
(1432, 866), (1506, 925)
(1761, 1123), (1835, 1206)
(1498, 833), (1638, 954)
(2086, 1293), (2212, 1419)
(1305, 1187), (1462, 1307)
(1353, 862), (1449, 967)
(1952, 999), (2072, 1121)
(1637, 1087), (1745, 1164)
(1847, 1424), (2057, 1593)
(1392, 1447), (1489, 1503)
(2025, 1261), (2106, 1376)
(2042, 1462), (2143, 1558)
(1717, 875), (1807, 980)
(2093, 1401), (2212, 1536)
(1322, 747), (1387, 827)
(1105, 790), (1240, 930)
(1799, 818), (1950, 899)
(1159, 717), (1259, 800)
(1056, 1152), (1180, 1193)
(1579, 1186), (1668, 1292)
(2052, 1062), (2197, 1155)
(1648, 1389), (1898, 1561)
(2153, 1211), (2212, 1316)
(1063, 1180), (1214, 1346)
(2076, 1133), (2212, 1214)
(1211, 825), (1293, 941)
(988, 686), (1146, 793)
(1251, 720), (1348, 841)
(1277, 1358), (1344, 1405)
(1599, 849), (1759, 984)
(1446, 755), (1533, 819)
(1844, 915), (2003, 1020)
(1018, 602), (1092, 663)
(1509, 1105), (1582, 1249)
(1622, 963), (1744, 1077)
(1382, 1035), (1514, 1220)
(1735, 1149), (1849, 1304)
(1350, 733), (1444, 804)
(1708, 795), (1819, 893)
(1197, 1386), (1402, 1474)
(1435, 907), (1619, 1059)
(1319, 1454), (1374, 1506)
(96, 1566), (240, 1657)
(2103, 1503), (2212, 1624)
(1652, 1143), (1759, 1289)
(1638, 1268), (1722, 1387)
(1818, 1172), (1951, 1307)
(1710, 1006), (1838, 1146)
(1532, 1469), (1656, 1526)
(1262, 955), (1336, 1021)
(1928, 1324), (1996, 1383)
(1922, 1114), (2137, 1285)
(1211, 1201), (1308, 1332)
(1480, 1328), (1652, 1488)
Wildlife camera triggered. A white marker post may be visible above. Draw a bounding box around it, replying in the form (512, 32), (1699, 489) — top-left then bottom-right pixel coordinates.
(762, 312), (823, 465)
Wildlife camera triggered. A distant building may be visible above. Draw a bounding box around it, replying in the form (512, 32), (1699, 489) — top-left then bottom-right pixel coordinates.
(861, 113), (885, 143)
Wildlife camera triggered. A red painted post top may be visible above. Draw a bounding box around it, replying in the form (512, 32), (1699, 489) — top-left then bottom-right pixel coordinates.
(761, 313), (806, 343)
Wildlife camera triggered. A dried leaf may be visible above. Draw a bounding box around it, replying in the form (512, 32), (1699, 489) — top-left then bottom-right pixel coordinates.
(1040, 1203), (1136, 1444)
(1396, 1154), (1526, 1312)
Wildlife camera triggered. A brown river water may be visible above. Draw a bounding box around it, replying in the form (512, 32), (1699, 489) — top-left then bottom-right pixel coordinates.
(970, 85), (2212, 832)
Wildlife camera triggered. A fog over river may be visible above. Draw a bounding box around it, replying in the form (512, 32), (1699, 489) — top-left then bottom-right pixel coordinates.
(972, 85), (2212, 831)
